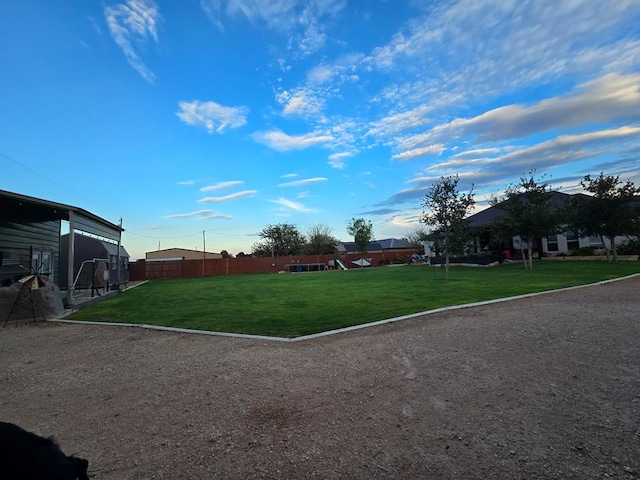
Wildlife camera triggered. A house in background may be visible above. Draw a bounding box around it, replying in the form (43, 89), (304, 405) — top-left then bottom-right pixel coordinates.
(145, 248), (222, 261)
(59, 233), (129, 289)
(0, 190), (123, 303)
(465, 191), (631, 256)
(336, 238), (413, 255)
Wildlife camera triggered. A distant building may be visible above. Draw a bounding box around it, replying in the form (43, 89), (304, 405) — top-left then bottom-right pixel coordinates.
(145, 248), (222, 261)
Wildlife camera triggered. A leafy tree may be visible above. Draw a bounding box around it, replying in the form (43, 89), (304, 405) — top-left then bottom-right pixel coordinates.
(305, 224), (339, 255)
(420, 175), (475, 280)
(403, 226), (430, 251)
(251, 223), (305, 257)
(347, 218), (374, 261)
(236, 251), (250, 258)
(220, 250), (232, 258)
(493, 172), (559, 270)
(567, 172), (640, 262)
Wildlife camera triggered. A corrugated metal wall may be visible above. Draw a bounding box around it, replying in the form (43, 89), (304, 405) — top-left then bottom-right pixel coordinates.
(0, 218), (61, 285)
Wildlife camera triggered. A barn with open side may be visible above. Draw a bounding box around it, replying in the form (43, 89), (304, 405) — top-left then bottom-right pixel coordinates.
(0, 189), (124, 304)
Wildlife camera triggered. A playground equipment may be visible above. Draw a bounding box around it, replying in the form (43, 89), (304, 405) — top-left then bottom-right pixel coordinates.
(351, 258), (372, 267)
(411, 253), (427, 264)
(284, 263), (328, 273)
(335, 259), (348, 270)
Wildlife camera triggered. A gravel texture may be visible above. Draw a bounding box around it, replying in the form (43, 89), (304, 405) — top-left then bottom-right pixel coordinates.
(1, 276), (639, 479)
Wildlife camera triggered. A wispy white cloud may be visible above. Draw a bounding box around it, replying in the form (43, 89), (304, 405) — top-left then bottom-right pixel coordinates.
(252, 129), (333, 151)
(430, 126), (640, 173)
(104, 0), (161, 83)
(281, 173), (298, 178)
(163, 209), (233, 220)
(367, 105), (431, 138)
(199, 213), (233, 220)
(177, 100), (248, 133)
(88, 15), (103, 36)
(276, 88), (324, 116)
(164, 210), (213, 219)
(379, 125), (640, 208)
(269, 197), (317, 213)
(200, 181), (244, 192)
(198, 190), (258, 203)
(288, 0), (640, 164)
(278, 177), (327, 187)
(177, 180), (195, 185)
(200, 0), (346, 57)
(392, 144), (445, 162)
(327, 151), (352, 169)
(452, 148), (503, 159)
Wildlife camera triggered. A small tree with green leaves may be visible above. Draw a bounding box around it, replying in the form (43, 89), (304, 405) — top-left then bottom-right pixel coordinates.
(420, 175), (475, 280)
(493, 172), (559, 270)
(567, 172), (640, 262)
(347, 218), (374, 265)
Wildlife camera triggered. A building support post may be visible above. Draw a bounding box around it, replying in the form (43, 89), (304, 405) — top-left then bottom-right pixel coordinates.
(67, 211), (75, 308)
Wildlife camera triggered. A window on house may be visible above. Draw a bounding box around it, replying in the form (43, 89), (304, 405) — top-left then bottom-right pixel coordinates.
(547, 235), (559, 252)
(589, 235), (603, 246)
(566, 231), (580, 251)
(31, 250), (53, 278)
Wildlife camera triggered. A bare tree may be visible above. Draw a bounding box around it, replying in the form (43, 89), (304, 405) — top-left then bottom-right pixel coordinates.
(305, 224), (339, 255)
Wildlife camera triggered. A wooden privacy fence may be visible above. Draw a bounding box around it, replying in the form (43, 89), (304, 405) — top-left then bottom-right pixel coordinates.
(129, 250), (420, 281)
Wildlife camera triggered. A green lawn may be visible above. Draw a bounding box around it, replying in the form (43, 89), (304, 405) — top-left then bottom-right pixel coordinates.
(67, 261), (640, 337)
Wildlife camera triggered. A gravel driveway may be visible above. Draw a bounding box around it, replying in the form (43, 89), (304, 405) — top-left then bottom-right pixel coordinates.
(2, 276), (639, 479)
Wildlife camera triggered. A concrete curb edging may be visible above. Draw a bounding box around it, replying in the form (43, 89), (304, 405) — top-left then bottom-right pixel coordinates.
(51, 273), (640, 343)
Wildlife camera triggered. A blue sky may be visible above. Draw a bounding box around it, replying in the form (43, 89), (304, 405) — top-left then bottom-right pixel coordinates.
(2, 0), (639, 259)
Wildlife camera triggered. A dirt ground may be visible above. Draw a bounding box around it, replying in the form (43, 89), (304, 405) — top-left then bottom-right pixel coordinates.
(1, 276), (639, 479)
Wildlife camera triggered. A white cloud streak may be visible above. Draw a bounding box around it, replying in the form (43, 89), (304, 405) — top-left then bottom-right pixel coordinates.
(269, 197), (317, 213)
(200, 181), (244, 192)
(177, 100), (248, 133)
(252, 130), (333, 151)
(278, 177), (327, 187)
(104, 0), (161, 83)
(198, 190), (258, 203)
(164, 210), (213, 219)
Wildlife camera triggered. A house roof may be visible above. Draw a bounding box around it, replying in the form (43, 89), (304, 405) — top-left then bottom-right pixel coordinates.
(101, 241), (129, 258)
(1, 189), (123, 241)
(466, 191), (590, 227)
(337, 238), (412, 253)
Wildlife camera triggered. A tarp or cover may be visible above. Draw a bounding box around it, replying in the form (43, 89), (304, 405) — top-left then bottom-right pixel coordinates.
(351, 258), (372, 267)
(1, 278), (65, 324)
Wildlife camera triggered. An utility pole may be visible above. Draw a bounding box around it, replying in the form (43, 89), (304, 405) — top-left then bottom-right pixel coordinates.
(202, 230), (206, 276)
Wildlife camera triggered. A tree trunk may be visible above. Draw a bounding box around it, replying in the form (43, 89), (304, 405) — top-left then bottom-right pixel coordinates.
(600, 234), (610, 261)
(445, 251), (450, 280)
(611, 236), (618, 262)
(521, 246), (527, 269)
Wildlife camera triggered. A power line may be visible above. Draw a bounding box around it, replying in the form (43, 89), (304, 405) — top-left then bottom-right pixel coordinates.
(1, 151), (69, 192)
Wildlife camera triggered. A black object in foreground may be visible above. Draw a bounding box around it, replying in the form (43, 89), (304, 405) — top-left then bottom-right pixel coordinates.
(0, 422), (89, 480)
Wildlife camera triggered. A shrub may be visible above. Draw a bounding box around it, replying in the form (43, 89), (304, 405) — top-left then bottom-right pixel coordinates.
(571, 246), (597, 256)
(617, 239), (640, 255)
